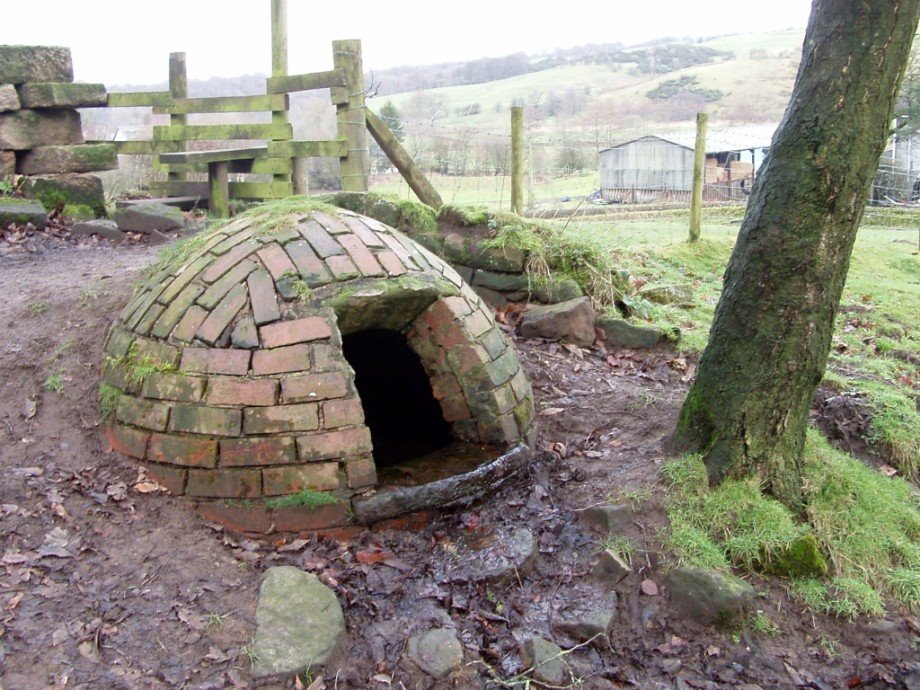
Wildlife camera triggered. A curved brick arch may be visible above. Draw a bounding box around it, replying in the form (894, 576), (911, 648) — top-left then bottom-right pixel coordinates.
(103, 203), (535, 532)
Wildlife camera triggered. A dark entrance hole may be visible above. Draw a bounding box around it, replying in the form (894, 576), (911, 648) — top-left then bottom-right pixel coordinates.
(342, 329), (451, 467)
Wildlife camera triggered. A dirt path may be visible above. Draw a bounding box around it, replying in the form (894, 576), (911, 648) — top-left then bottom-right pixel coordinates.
(1, 241), (918, 690)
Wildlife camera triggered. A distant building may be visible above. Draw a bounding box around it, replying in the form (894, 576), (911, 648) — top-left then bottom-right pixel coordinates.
(598, 125), (776, 202)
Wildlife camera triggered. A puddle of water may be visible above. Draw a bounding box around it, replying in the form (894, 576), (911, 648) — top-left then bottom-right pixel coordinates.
(375, 441), (499, 488)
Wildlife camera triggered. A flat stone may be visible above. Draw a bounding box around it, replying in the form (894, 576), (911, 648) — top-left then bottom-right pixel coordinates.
(114, 203), (185, 233)
(520, 637), (568, 686)
(231, 315), (260, 349)
(592, 549), (632, 585)
(577, 504), (634, 533)
(532, 277), (584, 304)
(0, 150), (14, 176)
(0, 84), (20, 112)
(15, 82), (107, 109)
(0, 110), (83, 150)
(0, 46), (73, 84)
(71, 219), (123, 240)
(473, 285), (509, 308)
(640, 284), (693, 305)
(16, 143), (117, 175)
(595, 317), (663, 349)
(252, 566), (345, 678)
(472, 242), (527, 273)
(551, 593), (617, 645)
(519, 296), (596, 347)
(406, 628), (463, 680)
(0, 199), (47, 229)
(469, 527), (537, 584)
(665, 568), (755, 625)
(20, 173), (104, 215)
(472, 269), (529, 292)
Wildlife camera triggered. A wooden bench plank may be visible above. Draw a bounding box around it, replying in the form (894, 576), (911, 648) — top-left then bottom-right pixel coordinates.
(107, 91), (171, 107)
(266, 69), (346, 94)
(152, 123), (293, 141)
(155, 157), (293, 175)
(158, 146), (268, 165)
(150, 180), (294, 200)
(152, 94), (289, 115)
(267, 140), (348, 158)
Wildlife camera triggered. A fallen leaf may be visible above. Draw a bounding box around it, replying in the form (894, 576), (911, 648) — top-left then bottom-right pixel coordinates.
(77, 640), (101, 663)
(539, 407), (565, 416)
(6, 592), (24, 611)
(306, 677), (326, 690)
(880, 465), (899, 477)
(356, 549), (389, 565)
(278, 539), (310, 552)
(133, 480), (164, 494)
(641, 579), (659, 596)
(177, 607), (209, 631)
(371, 674), (392, 685)
(37, 527), (72, 558)
(705, 645), (721, 657)
(106, 483), (128, 501)
(23, 399), (37, 419)
(563, 343), (584, 359)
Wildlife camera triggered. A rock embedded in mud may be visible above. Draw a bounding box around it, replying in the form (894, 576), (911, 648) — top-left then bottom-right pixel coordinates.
(71, 219), (123, 240)
(578, 503), (634, 534)
(592, 549), (631, 585)
(520, 637), (569, 685)
(472, 526), (537, 584)
(665, 567), (754, 625)
(519, 296), (596, 347)
(251, 566), (345, 678)
(113, 203), (185, 234)
(551, 592), (617, 644)
(595, 317), (665, 349)
(406, 628), (463, 679)
(0, 199), (47, 229)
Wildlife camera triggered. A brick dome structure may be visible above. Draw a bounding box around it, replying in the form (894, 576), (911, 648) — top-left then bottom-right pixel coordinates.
(103, 201), (535, 532)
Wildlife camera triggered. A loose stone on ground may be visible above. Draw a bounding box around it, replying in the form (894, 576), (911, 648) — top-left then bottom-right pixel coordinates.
(406, 628), (463, 679)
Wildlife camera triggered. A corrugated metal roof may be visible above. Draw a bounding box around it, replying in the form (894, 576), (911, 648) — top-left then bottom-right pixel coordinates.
(601, 124), (777, 154)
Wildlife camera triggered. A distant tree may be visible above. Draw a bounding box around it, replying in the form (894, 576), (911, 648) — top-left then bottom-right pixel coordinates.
(379, 101), (405, 142)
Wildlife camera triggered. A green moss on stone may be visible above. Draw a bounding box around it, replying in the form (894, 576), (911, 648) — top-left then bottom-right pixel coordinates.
(761, 533), (828, 578)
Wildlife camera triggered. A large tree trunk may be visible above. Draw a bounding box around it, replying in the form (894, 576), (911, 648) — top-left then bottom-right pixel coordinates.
(676, 0), (920, 508)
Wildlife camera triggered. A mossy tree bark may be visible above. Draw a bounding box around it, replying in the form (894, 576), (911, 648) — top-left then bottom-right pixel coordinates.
(676, 0), (920, 508)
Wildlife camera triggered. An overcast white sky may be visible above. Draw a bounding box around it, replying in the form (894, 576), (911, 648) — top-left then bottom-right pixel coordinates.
(1, 1), (812, 85)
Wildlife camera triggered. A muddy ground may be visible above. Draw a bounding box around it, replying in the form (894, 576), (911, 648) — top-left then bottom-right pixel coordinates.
(1, 230), (918, 690)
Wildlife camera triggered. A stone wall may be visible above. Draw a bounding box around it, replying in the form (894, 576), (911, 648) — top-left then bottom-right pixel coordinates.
(0, 46), (115, 216)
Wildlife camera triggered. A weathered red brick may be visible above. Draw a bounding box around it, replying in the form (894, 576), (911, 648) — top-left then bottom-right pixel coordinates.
(297, 427), (372, 461)
(285, 239), (332, 286)
(198, 259), (257, 310)
(376, 250), (407, 277)
(465, 308), (494, 339)
(262, 462), (340, 495)
(310, 344), (340, 372)
(377, 232), (418, 270)
(201, 240), (259, 283)
(260, 317), (332, 349)
(448, 344), (491, 375)
(443, 295), (473, 318)
(219, 436), (297, 466)
(133, 338), (181, 367)
(272, 502), (350, 532)
(345, 457), (377, 488)
(105, 423), (148, 459)
(206, 377), (278, 407)
(147, 433), (218, 468)
(440, 394), (471, 422)
(169, 405), (242, 436)
(142, 372), (206, 403)
(281, 372), (348, 402)
(135, 303), (164, 336)
(172, 305), (209, 343)
(337, 234), (385, 277)
(256, 242), (297, 281)
(251, 344), (311, 375)
(438, 321), (471, 349)
(300, 219), (344, 258)
(151, 283), (205, 339)
(186, 468), (261, 498)
(481, 327), (508, 360)
(197, 500), (273, 533)
(340, 215), (387, 247)
(311, 210), (351, 235)
(243, 403), (319, 434)
(325, 254), (359, 280)
(322, 397), (365, 428)
(196, 284), (248, 345)
(145, 463), (188, 495)
(115, 396), (170, 431)
(430, 373), (462, 400)
(180, 347), (251, 376)
(247, 268), (280, 326)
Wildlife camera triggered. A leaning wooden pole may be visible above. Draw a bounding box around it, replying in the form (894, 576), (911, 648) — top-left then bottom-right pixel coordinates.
(167, 52), (187, 183)
(333, 39), (369, 192)
(689, 111), (708, 242)
(366, 108), (443, 210)
(511, 106), (524, 215)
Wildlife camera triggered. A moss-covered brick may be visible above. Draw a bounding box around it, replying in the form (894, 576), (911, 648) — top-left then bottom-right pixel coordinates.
(219, 436), (297, 466)
(285, 239), (333, 287)
(145, 463), (188, 495)
(158, 255), (211, 304)
(142, 372), (206, 403)
(186, 468), (261, 498)
(510, 369), (532, 403)
(247, 269), (281, 326)
(262, 462), (340, 495)
(104, 327), (135, 358)
(464, 308), (495, 339)
(325, 254), (359, 280)
(147, 433), (218, 468)
(345, 457), (377, 488)
(133, 338), (181, 368)
(321, 398), (365, 428)
(200, 241), (260, 284)
(481, 328), (509, 361)
(115, 396), (170, 431)
(446, 344), (491, 376)
(297, 428), (372, 461)
(243, 403), (319, 434)
(209, 226), (255, 256)
(172, 306), (209, 343)
(16, 143), (115, 175)
(102, 362), (138, 394)
(207, 377), (278, 407)
(260, 316), (333, 349)
(180, 348), (250, 376)
(135, 304), (164, 336)
(252, 344), (311, 375)
(477, 414), (519, 445)
(300, 219), (345, 258)
(16, 82), (107, 109)
(513, 397), (536, 434)
(198, 259), (257, 310)
(151, 284), (204, 339)
(440, 394), (472, 422)
(485, 350), (520, 387)
(169, 405), (242, 436)
(196, 283), (248, 345)
(281, 372), (348, 403)
(0, 46), (73, 84)
(105, 423), (149, 459)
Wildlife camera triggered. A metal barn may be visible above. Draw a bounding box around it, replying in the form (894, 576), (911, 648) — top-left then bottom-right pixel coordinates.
(598, 125), (776, 203)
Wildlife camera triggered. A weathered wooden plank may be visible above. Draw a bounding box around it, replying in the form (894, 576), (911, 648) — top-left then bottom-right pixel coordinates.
(267, 139), (348, 158)
(511, 106), (523, 215)
(152, 123), (293, 141)
(107, 91), (171, 107)
(366, 109), (443, 210)
(151, 94), (289, 115)
(209, 161), (230, 218)
(110, 140), (181, 155)
(168, 53), (188, 183)
(150, 180), (293, 200)
(155, 157), (293, 175)
(333, 40), (368, 192)
(266, 69), (346, 94)
(158, 146), (268, 165)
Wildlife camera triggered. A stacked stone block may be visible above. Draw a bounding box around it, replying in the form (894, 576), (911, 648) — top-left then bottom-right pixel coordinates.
(0, 46), (114, 215)
(104, 204), (535, 531)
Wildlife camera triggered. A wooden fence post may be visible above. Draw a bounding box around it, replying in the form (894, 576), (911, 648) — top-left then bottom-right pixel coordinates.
(333, 39), (369, 192)
(168, 53), (187, 183)
(689, 111), (708, 242)
(511, 106), (524, 215)
(271, 0), (301, 195)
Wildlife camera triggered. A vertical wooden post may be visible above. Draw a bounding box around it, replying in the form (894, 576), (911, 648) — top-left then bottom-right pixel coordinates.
(333, 39), (369, 192)
(208, 161), (230, 219)
(167, 52), (187, 183)
(689, 111), (708, 242)
(511, 106), (524, 215)
(270, 0), (298, 195)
